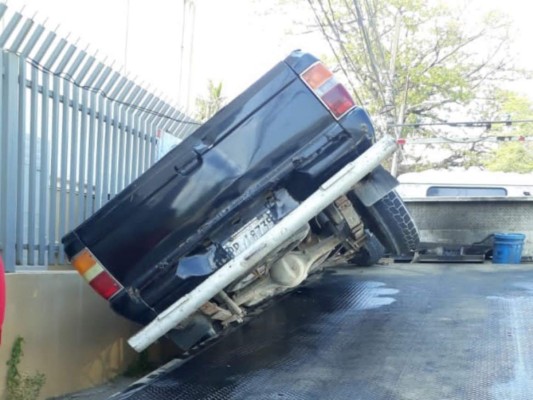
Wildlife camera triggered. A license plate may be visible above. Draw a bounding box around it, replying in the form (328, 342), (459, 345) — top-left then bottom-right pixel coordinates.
(223, 211), (275, 258)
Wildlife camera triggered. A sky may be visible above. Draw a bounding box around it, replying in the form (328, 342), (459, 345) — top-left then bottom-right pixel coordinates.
(1, 0), (325, 112)
(2, 0), (533, 112)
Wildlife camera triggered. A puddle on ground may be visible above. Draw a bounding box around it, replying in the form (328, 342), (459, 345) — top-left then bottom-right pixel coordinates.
(354, 281), (399, 310)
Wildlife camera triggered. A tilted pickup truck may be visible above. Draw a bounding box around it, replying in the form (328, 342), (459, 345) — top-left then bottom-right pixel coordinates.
(63, 51), (419, 352)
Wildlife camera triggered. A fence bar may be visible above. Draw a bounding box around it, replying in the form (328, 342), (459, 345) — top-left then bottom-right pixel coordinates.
(15, 60), (26, 264)
(26, 64), (39, 264)
(67, 84), (79, 233)
(151, 101), (173, 166)
(77, 99), (86, 225)
(101, 70), (120, 205)
(58, 74), (72, 264)
(76, 55), (96, 224)
(137, 93), (157, 176)
(22, 24), (45, 59)
(115, 78), (135, 192)
(10, 17), (34, 52)
(85, 88), (97, 217)
(121, 82), (143, 187)
(67, 50), (86, 232)
(77, 55), (96, 87)
(0, 3), (7, 21)
(0, 52), (19, 271)
(43, 36), (66, 71)
(144, 97), (166, 168)
(0, 12), (22, 48)
(130, 88), (148, 181)
(142, 97), (163, 169)
(31, 28), (54, 63)
(108, 76), (130, 196)
(93, 66), (114, 211)
(47, 73), (61, 264)
(161, 103), (182, 135)
(38, 68), (50, 265)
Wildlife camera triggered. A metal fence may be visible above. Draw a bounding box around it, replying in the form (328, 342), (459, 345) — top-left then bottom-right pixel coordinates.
(0, 4), (198, 271)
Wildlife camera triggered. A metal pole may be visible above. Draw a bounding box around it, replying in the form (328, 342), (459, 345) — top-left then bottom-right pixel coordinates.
(0, 52), (20, 271)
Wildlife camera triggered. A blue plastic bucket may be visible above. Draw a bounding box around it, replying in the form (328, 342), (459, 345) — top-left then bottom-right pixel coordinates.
(492, 233), (526, 264)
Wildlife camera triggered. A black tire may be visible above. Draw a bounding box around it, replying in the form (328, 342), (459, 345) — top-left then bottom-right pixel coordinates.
(350, 230), (385, 266)
(348, 189), (419, 256)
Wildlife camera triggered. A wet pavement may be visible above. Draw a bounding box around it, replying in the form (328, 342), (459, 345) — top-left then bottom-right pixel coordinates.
(91, 263), (533, 400)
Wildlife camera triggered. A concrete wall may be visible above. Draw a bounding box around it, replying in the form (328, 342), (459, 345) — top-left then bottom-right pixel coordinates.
(404, 198), (533, 257)
(0, 272), (142, 399)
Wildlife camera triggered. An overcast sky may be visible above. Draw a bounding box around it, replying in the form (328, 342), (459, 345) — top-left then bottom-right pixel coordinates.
(3, 0), (533, 111)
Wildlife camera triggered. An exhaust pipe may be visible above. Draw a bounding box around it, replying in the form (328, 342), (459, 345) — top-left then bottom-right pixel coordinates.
(128, 135), (398, 352)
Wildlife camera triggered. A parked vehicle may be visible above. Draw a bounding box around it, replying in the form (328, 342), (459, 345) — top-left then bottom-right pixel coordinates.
(397, 170), (533, 199)
(62, 51), (419, 352)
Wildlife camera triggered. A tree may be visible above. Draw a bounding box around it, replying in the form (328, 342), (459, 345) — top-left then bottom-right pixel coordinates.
(485, 142), (533, 173)
(304, 0), (527, 174)
(195, 80), (225, 122)
(480, 89), (533, 172)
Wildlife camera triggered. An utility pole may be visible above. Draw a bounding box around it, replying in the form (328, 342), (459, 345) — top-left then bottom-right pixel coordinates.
(387, 12), (403, 177)
(177, 0), (196, 111)
(177, 0), (187, 106)
(124, 0), (130, 71)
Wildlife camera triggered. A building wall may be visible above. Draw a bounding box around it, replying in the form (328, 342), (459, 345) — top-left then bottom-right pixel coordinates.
(404, 199), (533, 256)
(0, 272), (142, 399)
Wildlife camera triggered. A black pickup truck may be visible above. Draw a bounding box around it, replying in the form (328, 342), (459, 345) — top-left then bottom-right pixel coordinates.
(63, 51), (418, 352)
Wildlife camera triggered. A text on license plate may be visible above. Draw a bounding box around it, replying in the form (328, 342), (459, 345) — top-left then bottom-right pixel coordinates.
(223, 211), (275, 258)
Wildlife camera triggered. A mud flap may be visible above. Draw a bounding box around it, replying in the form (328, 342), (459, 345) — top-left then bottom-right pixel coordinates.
(352, 165), (398, 207)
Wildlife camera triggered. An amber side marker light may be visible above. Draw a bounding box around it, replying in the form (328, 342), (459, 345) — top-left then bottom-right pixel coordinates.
(71, 249), (122, 300)
(301, 62), (356, 118)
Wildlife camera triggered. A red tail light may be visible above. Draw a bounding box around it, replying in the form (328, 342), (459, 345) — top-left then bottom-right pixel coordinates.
(89, 270), (122, 300)
(300, 62), (356, 119)
(71, 249), (123, 300)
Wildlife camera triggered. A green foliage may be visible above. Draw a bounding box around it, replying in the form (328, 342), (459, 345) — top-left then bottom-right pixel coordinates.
(195, 80), (225, 123)
(5, 336), (46, 400)
(477, 89), (533, 173)
(307, 0), (518, 127)
(122, 351), (154, 378)
(482, 89), (533, 134)
(484, 143), (533, 173)
(303, 0), (531, 172)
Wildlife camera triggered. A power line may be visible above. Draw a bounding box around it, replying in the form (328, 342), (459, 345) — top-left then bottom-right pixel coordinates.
(389, 119), (533, 128)
(397, 135), (531, 145)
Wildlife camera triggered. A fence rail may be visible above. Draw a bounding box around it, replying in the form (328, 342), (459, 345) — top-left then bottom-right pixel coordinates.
(0, 4), (198, 271)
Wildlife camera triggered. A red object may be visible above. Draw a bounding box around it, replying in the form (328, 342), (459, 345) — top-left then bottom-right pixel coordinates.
(89, 270), (121, 300)
(321, 84), (356, 118)
(0, 255), (5, 345)
(300, 62), (356, 119)
(397, 138), (407, 146)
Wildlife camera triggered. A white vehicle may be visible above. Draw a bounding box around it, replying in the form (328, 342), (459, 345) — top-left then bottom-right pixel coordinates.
(396, 170), (533, 199)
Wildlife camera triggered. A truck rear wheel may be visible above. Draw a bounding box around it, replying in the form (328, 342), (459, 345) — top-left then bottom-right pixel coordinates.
(348, 189), (419, 256)
(350, 230), (385, 266)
